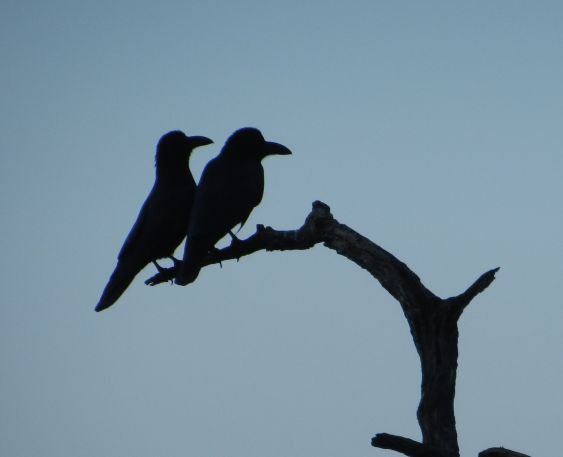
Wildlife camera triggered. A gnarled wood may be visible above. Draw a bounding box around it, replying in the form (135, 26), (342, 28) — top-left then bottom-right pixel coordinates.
(145, 201), (524, 457)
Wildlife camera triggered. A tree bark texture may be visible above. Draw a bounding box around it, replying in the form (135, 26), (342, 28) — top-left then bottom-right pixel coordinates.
(146, 201), (523, 457)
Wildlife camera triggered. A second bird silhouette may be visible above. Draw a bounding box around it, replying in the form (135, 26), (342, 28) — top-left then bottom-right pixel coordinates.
(95, 130), (213, 312)
(176, 127), (292, 286)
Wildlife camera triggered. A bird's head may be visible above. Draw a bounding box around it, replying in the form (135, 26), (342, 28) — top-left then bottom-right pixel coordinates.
(155, 130), (213, 170)
(223, 127), (292, 160)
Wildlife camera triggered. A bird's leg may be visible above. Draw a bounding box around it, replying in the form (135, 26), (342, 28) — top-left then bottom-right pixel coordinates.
(153, 260), (165, 273)
(228, 230), (243, 261)
(168, 256), (181, 268)
(228, 230), (240, 242)
(153, 260), (174, 284)
(209, 247), (223, 268)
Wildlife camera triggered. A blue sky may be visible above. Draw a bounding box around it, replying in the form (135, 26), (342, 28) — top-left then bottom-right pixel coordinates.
(1, 2), (562, 456)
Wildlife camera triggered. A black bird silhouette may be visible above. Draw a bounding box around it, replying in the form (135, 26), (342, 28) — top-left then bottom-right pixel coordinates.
(175, 127), (291, 286)
(95, 131), (213, 312)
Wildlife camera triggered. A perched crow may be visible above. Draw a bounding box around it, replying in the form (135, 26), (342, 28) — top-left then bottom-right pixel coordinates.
(175, 127), (291, 286)
(95, 131), (213, 312)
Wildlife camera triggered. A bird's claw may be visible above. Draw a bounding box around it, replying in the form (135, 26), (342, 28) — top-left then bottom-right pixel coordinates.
(152, 260), (175, 284)
(145, 265), (177, 286)
(209, 247), (223, 268)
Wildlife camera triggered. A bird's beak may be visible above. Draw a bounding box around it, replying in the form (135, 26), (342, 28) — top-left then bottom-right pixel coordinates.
(187, 136), (214, 148)
(264, 141), (292, 156)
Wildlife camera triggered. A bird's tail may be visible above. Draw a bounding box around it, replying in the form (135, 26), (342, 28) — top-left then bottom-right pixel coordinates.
(95, 260), (143, 312)
(175, 236), (211, 286)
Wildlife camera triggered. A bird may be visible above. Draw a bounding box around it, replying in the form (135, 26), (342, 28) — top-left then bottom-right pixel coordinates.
(175, 127), (291, 286)
(95, 130), (213, 312)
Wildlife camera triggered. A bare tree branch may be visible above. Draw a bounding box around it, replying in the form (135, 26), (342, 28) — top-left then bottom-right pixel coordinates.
(448, 267), (501, 318)
(145, 200), (331, 286)
(143, 201), (523, 457)
(146, 200), (441, 312)
(372, 433), (451, 457)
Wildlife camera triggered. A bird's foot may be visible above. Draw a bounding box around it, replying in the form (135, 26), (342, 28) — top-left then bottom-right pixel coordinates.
(154, 260), (175, 284)
(146, 261), (177, 286)
(209, 247), (223, 268)
(228, 231), (244, 262)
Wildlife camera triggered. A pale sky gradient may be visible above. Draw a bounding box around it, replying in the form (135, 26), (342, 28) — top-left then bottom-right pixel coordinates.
(1, 2), (562, 456)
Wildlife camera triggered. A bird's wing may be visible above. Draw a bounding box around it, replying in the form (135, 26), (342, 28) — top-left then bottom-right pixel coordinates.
(235, 162), (264, 230)
(119, 182), (193, 262)
(188, 158), (264, 239)
(118, 183), (169, 262)
(118, 202), (154, 262)
(97, 190), (159, 313)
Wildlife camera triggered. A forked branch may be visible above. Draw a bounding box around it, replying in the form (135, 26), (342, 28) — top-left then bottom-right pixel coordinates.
(144, 201), (519, 457)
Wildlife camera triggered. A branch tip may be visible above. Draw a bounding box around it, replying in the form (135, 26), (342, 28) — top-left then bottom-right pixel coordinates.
(372, 433), (449, 457)
(312, 200), (330, 211)
(479, 447), (530, 457)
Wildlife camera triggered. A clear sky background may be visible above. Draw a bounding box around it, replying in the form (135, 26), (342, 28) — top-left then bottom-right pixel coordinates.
(1, 1), (561, 456)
